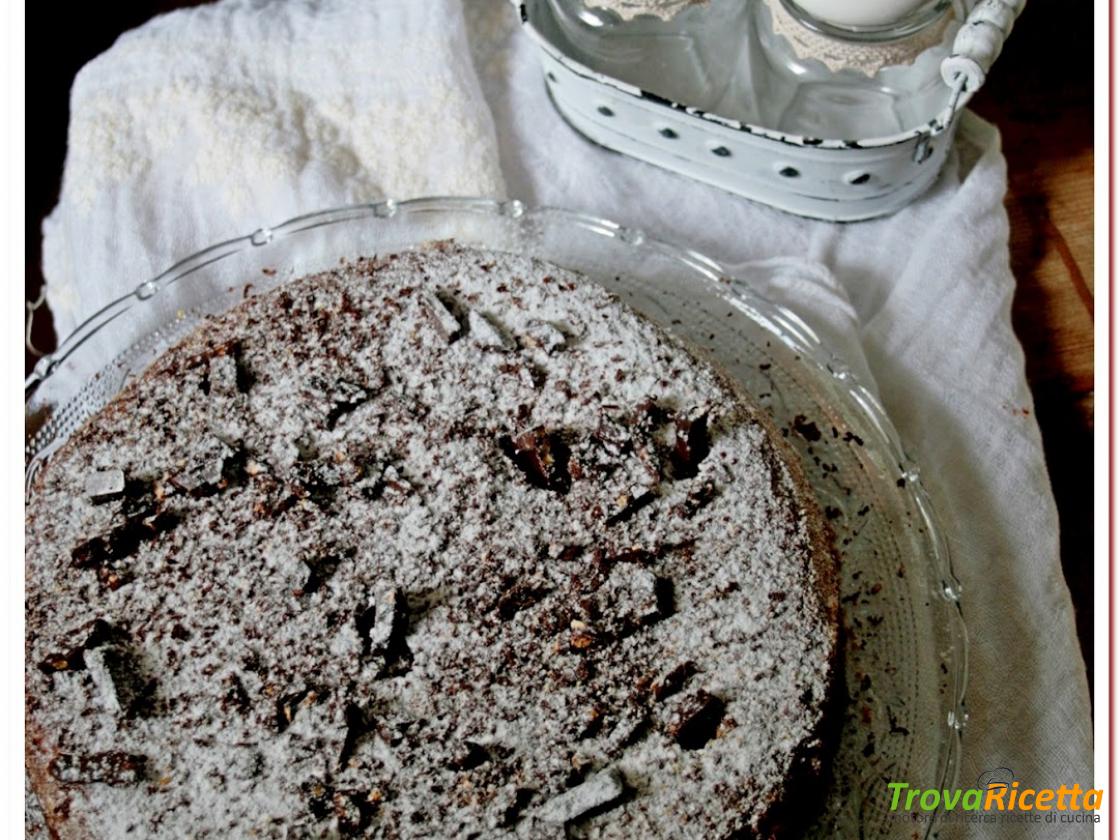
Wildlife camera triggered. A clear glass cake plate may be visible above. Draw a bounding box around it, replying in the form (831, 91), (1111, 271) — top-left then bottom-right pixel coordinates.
(25, 197), (967, 839)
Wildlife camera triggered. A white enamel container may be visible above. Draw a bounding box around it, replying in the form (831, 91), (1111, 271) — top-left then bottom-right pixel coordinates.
(514, 0), (1025, 221)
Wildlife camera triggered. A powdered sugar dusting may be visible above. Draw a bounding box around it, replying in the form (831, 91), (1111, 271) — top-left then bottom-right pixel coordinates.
(26, 244), (836, 838)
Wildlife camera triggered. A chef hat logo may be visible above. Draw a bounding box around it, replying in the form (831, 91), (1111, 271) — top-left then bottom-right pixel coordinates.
(977, 767), (1015, 790)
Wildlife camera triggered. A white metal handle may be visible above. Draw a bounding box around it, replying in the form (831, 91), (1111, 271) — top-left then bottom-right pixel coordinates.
(940, 0), (1027, 92)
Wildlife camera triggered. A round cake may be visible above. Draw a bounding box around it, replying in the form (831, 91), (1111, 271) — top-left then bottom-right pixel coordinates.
(26, 243), (838, 839)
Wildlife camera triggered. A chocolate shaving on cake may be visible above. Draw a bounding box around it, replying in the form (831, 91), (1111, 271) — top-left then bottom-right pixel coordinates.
(670, 409), (711, 479)
(538, 768), (625, 824)
(84, 468), (125, 503)
(85, 644), (153, 717)
(500, 427), (572, 494)
(651, 661), (698, 702)
(421, 290), (463, 342)
(521, 320), (569, 353)
(468, 309), (513, 350)
(356, 583), (412, 676)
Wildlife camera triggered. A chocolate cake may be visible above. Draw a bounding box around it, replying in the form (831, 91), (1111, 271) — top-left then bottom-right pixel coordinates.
(25, 243), (838, 838)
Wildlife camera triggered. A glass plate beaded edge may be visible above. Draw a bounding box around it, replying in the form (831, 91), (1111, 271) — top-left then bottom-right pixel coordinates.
(25, 197), (967, 839)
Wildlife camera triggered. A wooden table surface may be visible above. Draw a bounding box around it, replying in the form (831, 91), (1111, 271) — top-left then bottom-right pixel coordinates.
(969, 0), (1095, 685)
(24, 1), (1096, 677)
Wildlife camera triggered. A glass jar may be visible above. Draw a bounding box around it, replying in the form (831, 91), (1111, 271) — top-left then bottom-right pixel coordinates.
(751, 0), (957, 139)
(544, 0), (749, 113)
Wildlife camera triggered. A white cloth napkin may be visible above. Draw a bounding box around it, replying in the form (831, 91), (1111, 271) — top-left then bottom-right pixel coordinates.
(41, 0), (506, 338)
(39, 1), (1093, 837)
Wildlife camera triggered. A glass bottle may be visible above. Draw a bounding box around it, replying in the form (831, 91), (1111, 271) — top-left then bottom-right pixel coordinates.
(544, 0), (749, 113)
(751, 0), (957, 139)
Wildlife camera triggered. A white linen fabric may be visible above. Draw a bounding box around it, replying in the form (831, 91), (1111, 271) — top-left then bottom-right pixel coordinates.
(39, 1), (1093, 837)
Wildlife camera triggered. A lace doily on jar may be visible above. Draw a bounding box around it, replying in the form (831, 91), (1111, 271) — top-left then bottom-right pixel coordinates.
(765, 0), (953, 76)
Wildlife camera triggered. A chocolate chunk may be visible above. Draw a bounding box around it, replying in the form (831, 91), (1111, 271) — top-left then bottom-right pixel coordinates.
(84, 468), (125, 503)
(421, 291), (463, 342)
(604, 711), (650, 753)
(448, 740), (490, 771)
(338, 703), (371, 769)
(69, 536), (111, 570)
(96, 566), (132, 591)
(170, 437), (241, 498)
(468, 310), (512, 350)
(276, 688), (314, 733)
(605, 489), (655, 525)
(231, 343), (255, 393)
(538, 768), (625, 824)
(666, 691), (725, 750)
(356, 584), (412, 675)
(499, 427), (571, 494)
(118, 476), (155, 518)
(290, 458), (354, 511)
(602, 548), (654, 567)
(332, 791), (362, 828)
(205, 353), (239, 397)
(299, 551), (347, 596)
(196, 340), (255, 395)
(191, 339), (255, 396)
(651, 661), (698, 702)
(49, 752), (148, 786)
(70, 505), (181, 570)
(521, 320), (568, 353)
(670, 410), (710, 479)
(85, 645), (150, 716)
(83, 619), (126, 649)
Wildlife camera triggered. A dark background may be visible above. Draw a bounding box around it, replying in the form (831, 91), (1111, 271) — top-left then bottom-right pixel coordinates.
(24, 2), (1097, 684)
